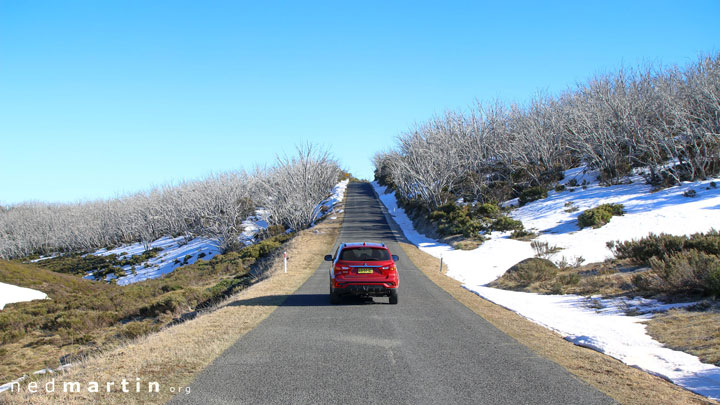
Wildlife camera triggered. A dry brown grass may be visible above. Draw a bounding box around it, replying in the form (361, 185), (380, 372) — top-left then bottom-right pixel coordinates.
(399, 242), (715, 405)
(1, 208), (344, 404)
(450, 239), (483, 251)
(647, 305), (720, 367)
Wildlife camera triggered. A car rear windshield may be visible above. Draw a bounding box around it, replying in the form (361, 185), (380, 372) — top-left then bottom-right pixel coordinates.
(339, 247), (390, 261)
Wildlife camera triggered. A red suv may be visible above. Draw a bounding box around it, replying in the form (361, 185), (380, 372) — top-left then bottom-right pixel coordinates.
(325, 242), (399, 305)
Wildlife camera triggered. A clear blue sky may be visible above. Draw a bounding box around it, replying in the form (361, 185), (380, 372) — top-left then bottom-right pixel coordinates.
(1, 1), (719, 204)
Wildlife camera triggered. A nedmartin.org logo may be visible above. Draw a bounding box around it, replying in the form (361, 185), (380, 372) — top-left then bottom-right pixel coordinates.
(7, 377), (191, 395)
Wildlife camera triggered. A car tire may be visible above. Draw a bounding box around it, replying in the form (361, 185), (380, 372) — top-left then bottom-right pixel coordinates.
(389, 289), (398, 305)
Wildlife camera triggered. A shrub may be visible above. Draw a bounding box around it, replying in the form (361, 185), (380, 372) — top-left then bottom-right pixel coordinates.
(577, 203), (625, 228)
(239, 232), (293, 260)
(491, 216), (524, 232)
(119, 320), (157, 339)
(204, 277), (248, 303)
(609, 230), (720, 264)
(119, 248), (162, 266)
(265, 224), (286, 237)
(137, 292), (186, 317)
(432, 203), (478, 237)
(460, 220), (483, 238)
(683, 189), (697, 198)
(430, 202), (522, 237)
(563, 201), (579, 213)
(531, 240), (561, 259)
(554, 184), (566, 192)
(646, 250), (720, 296)
(504, 258), (558, 286)
(35, 253), (122, 276)
(558, 272), (581, 286)
(685, 230), (720, 255)
(433, 203), (459, 216)
(608, 233), (687, 263)
(510, 229), (536, 240)
(519, 187), (548, 206)
(471, 203), (500, 217)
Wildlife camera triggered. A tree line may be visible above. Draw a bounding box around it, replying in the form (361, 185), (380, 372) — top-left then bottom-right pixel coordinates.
(374, 53), (720, 211)
(0, 145), (340, 259)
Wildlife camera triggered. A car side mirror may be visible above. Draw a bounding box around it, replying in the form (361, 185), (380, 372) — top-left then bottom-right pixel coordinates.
(324, 255), (333, 262)
(392, 255), (399, 262)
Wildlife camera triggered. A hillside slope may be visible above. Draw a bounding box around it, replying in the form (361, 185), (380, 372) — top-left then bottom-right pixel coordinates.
(373, 167), (720, 401)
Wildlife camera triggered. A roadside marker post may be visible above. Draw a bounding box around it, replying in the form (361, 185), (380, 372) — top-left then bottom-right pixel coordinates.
(284, 251), (287, 273)
(440, 254), (443, 273)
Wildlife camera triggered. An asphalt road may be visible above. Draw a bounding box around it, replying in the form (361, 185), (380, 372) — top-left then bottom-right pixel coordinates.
(172, 183), (613, 404)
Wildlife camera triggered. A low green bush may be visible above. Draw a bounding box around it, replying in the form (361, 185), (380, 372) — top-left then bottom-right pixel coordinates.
(643, 250), (720, 296)
(519, 186), (548, 206)
(492, 216), (524, 232)
(201, 276), (250, 306)
(609, 230), (720, 264)
(558, 272), (581, 286)
(35, 253), (120, 276)
(265, 224), (286, 237)
(577, 203), (625, 228)
(137, 292), (186, 317)
(239, 232), (293, 260)
(119, 320), (158, 339)
(472, 203), (500, 217)
(429, 202), (526, 237)
(510, 229), (537, 240)
(119, 247), (162, 266)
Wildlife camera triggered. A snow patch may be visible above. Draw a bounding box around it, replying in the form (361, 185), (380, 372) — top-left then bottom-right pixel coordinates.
(89, 236), (223, 286)
(474, 287), (719, 399)
(312, 179), (349, 225)
(0, 282), (48, 310)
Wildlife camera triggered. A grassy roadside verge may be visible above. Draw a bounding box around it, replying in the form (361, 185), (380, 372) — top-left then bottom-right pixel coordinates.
(398, 242), (714, 405)
(0, 231), (294, 384)
(2, 206), (344, 404)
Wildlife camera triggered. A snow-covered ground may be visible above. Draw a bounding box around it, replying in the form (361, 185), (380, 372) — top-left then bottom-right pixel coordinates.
(372, 169), (720, 401)
(0, 282), (48, 310)
(313, 179), (349, 225)
(86, 179), (349, 286)
(89, 236), (224, 286)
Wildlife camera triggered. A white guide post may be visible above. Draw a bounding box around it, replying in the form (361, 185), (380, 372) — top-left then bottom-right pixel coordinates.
(284, 251), (287, 273)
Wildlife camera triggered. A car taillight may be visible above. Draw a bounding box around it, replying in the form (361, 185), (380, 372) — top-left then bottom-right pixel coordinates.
(334, 265), (349, 274)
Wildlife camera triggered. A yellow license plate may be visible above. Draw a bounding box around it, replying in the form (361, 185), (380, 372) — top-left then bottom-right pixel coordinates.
(357, 269), (373, 274)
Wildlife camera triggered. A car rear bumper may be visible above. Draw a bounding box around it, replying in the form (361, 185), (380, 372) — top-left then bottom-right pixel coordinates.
(333, 282), (396, 296)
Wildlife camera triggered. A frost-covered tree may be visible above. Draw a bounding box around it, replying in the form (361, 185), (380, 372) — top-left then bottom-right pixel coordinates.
(0, 144), (341, 259)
